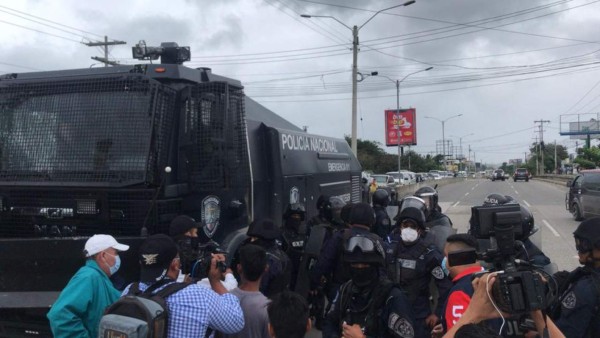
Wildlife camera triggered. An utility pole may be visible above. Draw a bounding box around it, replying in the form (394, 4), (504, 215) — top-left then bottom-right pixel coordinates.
(534, 120), (550, 175)
(554, 140), (558, 174)
(85, 36), (126, 67)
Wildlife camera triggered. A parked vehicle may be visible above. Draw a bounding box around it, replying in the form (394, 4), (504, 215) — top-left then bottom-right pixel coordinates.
(385, 171), (406, 185)
(565, 169), (600, 220)
(0, 42), (362, 334)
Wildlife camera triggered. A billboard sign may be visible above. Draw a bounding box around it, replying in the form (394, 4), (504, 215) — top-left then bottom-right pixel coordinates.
(385, 108), (417, 146)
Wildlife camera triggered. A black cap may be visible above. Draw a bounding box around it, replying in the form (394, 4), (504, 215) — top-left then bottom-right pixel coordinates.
(169, 215), (200, 237)
(349, 202), (375, 227)
(139, 234), (178, 283)
(574, 217), (600, 247)
(247, 218), (281, 240)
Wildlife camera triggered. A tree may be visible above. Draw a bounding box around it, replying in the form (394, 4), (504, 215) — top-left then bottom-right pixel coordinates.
(529, 142), (568, 174)
(346, 136), (444, 173)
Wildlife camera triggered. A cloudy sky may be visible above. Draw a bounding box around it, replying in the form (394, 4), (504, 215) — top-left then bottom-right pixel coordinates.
(1, 0), (600, 165)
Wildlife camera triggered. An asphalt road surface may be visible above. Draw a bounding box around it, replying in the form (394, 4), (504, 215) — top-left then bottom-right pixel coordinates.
(307, 178), (580, 337)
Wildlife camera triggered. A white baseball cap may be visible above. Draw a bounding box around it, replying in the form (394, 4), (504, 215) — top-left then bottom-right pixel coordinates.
(84, 234), (129, 257)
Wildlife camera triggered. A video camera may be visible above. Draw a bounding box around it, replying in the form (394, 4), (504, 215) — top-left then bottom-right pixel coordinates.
(470, 204), (548, 314)
(192, 240), (228, 280)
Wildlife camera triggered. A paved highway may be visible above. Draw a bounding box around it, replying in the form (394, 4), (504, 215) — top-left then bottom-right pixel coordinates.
(437, 178), (580, 272)
(308, 178), (580, 337)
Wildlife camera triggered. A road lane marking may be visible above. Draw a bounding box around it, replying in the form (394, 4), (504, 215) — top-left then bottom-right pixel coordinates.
(542, 219), (560, 237)
(452, 201), (460, 208)
(465, 192), (469, 196)
(523, 200), (531, 207)
(471, 187), (475, 190)
(514, 190), (519, 195)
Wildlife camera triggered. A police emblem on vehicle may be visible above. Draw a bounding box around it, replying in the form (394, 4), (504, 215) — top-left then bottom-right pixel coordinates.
(202, 196), (221, 238)
(562, 291), (576, 309)
(290, 186), (300, 204)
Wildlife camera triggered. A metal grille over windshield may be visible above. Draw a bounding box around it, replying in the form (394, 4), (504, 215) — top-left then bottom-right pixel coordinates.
(0, 76), (175, 184)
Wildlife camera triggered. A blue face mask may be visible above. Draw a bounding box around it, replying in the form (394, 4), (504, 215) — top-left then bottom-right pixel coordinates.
(441, 256), (449, 277)
(104, 253), (121, 275)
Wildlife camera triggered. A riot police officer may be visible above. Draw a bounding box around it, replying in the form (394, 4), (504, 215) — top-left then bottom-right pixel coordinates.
(413, 186), (454, 252)
(310, 203), (382, 329)
(323, 233), (415, 338)
(281, 203), (308, 291)
(551, 217), (600, 337)
(387, 196), (452, 338)
(372, 188), (392, 239)
(169, 215), (202, 280)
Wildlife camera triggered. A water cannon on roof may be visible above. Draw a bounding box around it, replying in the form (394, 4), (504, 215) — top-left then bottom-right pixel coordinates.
(132, 41), (191, 65)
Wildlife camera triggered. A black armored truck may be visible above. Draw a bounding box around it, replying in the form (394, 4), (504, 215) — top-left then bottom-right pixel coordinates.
(0, 42), (362, 335)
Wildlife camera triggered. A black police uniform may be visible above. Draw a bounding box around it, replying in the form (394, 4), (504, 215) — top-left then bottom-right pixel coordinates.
(324, 279), (416, 338)
(281, 223), (308, 291)
(323, 230), (416, 338)
(373, 205), (392, 239)
(553, 266), (600, 338)
(386, 234), (452, 338)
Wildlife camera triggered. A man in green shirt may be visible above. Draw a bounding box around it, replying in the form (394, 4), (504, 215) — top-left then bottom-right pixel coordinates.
(47, 234), (129, 338)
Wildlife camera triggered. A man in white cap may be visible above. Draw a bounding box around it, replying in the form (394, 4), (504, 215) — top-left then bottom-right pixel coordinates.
(47, 234), (129, 338)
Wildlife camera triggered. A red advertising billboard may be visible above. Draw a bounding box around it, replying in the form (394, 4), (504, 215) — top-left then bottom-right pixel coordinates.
(385, 108), (417, 146)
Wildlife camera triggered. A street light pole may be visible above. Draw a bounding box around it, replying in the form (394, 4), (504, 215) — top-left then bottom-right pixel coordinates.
(301, 0), (416, 156)
(424, 114), (463, 170)
(377, 67), (432, 173)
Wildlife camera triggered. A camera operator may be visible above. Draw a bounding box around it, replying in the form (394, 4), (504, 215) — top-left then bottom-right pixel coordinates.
(435, 234), (494, 335)
(458, 198), (557, 338)
(169, 215), (202, 281)
(443, 273), (565, 338)
(549, 217), (600, 337)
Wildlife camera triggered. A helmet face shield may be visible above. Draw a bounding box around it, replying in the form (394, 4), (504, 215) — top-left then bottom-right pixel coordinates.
(399, 196), (427, 215)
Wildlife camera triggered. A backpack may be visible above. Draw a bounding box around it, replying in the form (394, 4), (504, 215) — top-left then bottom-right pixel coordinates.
(98, 280), (191, 338)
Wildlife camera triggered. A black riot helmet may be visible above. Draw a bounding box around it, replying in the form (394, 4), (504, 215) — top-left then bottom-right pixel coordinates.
(483, 193), (510, 206)
(414, 186), (438, 215)
(324, 196), (346, 224)
(284, 203), (306, 221)
(520, 205), (537, 240)
(395, 196), (427, 229)
(372, 189), (390, 207)
(343, 234), (386, 266)
(573, 218), (600, 253)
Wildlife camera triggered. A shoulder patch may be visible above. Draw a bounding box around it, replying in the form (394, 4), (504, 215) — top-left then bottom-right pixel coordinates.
(388, 313), (414, 338)
(432, 266), (445, 280)
(562, 291), (576, 309)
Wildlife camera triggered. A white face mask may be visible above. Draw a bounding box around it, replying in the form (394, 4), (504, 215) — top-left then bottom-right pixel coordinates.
(401, 228), (419, 243)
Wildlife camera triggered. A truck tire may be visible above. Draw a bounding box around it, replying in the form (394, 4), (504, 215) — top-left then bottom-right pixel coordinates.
(572, 203), (583, 221)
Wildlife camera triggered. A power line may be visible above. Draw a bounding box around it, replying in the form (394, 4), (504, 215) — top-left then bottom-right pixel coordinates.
(0, 4), (104, 38)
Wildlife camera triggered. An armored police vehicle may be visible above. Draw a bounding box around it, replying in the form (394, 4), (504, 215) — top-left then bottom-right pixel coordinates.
(0, 42), (361, 336)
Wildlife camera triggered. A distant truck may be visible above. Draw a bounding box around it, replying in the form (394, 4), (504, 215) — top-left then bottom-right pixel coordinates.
(0, 42), (362, 335)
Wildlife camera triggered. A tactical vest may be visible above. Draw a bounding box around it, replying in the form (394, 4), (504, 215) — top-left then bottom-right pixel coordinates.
(549, 267), (600, 338)
(387, 241), (430, 304)
(338, 279), (395, 337)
